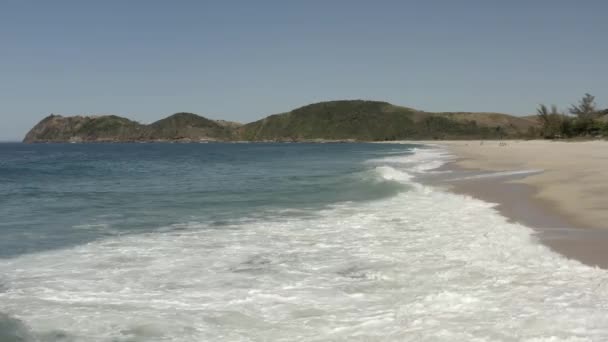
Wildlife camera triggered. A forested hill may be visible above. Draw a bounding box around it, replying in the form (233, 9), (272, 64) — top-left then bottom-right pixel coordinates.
(23, 100), (537, 143)
(238, 100), (536, 141)
(23, 112), (239, 143)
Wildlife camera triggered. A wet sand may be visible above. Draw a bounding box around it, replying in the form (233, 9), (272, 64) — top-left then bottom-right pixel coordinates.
(423, 140), (608, 269)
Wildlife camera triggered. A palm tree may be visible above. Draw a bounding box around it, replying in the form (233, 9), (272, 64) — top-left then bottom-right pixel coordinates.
(537, 104), (562, 138)
(569, 93), (598, 121)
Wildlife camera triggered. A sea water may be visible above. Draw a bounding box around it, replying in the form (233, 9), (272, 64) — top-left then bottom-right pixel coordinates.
(0, 142), (607, 341)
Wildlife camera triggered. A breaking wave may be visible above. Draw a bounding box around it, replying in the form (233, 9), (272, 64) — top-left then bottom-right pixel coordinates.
(1, 146), (607, 341)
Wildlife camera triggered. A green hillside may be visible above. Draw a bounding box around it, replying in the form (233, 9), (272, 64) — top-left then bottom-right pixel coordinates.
(240, 101), (416, 141)
(23, 100), (539, 143)
(23, 113), (234, 143)
(240, 100), (535, 141)
(23, 115), (145, 143)
(144, 112), (235, 141)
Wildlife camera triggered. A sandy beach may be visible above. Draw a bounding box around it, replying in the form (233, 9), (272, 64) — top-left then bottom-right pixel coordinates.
(432, 140), (608, 268)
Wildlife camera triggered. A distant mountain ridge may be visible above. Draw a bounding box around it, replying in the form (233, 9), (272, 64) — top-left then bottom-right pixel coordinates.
(23, 100), (538, 143)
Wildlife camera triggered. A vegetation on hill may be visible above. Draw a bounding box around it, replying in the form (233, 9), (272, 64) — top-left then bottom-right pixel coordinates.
(144, 113), (236, 141)
(536, 94), (608, 138)
(240, 101), (414, 141)
(430, 112), (537, 135)
(23, 113), (235, 143)
(23, 100), (541, 143)
(239, 100), (536, 141)
(23, 115), (145, 143)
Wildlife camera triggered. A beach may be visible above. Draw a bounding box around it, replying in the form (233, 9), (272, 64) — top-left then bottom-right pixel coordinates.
(432, 140), (608, 268)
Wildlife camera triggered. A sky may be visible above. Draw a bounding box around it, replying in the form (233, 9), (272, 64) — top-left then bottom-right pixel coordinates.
(1, 0), (607, 141)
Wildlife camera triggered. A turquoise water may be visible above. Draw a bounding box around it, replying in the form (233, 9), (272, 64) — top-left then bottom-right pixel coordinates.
(2, 142), (608, 341)
(0, 142), (411, 258)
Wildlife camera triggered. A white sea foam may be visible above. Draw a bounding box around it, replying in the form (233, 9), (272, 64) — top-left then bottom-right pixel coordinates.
(372, 166), (413, 182)
(1, 147), (607, 341)
(368, 147), (454, 173)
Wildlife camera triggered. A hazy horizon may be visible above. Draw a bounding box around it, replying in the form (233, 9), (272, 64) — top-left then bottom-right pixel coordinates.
(1, 0), (607, 140)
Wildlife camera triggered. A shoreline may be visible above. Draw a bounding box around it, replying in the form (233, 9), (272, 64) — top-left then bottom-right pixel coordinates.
(418, 140), (608, 269)
(438, 160), (608, 269)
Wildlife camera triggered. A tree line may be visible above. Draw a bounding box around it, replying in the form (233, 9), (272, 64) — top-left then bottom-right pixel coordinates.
(536, 94), (608, 138)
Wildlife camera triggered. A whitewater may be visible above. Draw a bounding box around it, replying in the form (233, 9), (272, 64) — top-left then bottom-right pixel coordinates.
(1, 144), (608, 341)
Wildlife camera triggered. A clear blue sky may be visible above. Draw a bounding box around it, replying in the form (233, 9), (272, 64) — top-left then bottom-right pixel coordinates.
(1, 0), (607, 141)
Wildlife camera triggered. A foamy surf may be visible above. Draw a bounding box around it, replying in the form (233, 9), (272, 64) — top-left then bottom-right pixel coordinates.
(367, 147), (455, 173)
(1, 146), (607, 341)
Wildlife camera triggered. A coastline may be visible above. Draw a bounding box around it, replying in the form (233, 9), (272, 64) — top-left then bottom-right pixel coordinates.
(417, 140), (608, 269)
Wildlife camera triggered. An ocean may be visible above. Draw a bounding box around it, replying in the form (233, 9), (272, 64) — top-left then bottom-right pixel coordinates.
(1, 142), (607, 341)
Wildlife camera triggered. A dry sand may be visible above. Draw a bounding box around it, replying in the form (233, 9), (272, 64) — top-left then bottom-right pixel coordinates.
(440, 140), (608, 230)
(431, 140), (608, 268)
